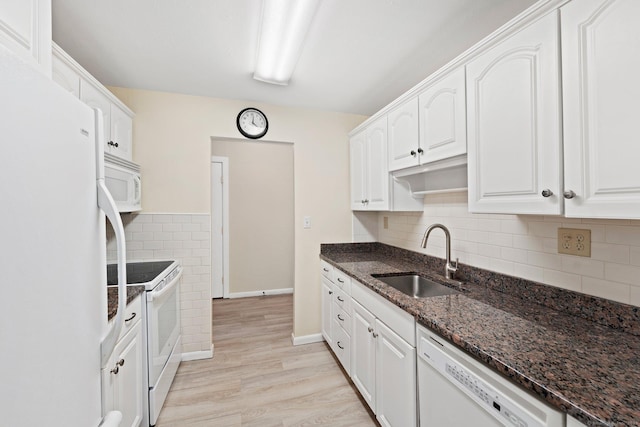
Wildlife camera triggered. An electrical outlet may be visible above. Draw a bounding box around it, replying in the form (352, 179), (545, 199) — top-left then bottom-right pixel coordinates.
(557, 228), (591, 257)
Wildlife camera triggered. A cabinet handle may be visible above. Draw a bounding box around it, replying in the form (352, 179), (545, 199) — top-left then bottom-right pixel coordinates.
(541, 189), (553, 198)
(110, 359), (125, 375)
(417, 148), (423, 154)
(323, 268), (329, 272)
(107, 141), (119, 148)
(125, 312), (136, 322)
(337, 341), (344, 350)
(337, 278), (344, 283)
(367, 327), (373, 333)
(563, 190), (576, 199)
(337, 314), (344, 321)
(337, 296), (344, 302)
(372, 332), (378, 338)
(410, 150), (417, 157)
(328, 290), (333, 295)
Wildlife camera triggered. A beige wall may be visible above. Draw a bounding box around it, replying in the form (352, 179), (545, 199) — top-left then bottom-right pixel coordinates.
(212, 139), (294, 295)
(110, 86), (367, 337)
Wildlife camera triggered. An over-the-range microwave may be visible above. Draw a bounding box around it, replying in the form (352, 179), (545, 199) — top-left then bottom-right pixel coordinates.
(104, 153), (141, 212)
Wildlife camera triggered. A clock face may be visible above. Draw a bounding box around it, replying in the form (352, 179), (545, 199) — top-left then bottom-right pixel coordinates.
(237, 108), (268, 139)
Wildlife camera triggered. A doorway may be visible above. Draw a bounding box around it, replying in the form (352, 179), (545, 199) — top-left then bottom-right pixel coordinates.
(211, 138), (294, 299)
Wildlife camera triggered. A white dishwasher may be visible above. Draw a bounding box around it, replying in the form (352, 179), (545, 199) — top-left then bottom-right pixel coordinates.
(417, 324), (565, 427)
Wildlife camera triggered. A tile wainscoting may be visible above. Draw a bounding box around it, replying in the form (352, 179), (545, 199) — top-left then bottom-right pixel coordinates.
(373, 192), (640, 307)
(107, 213), (212, 359)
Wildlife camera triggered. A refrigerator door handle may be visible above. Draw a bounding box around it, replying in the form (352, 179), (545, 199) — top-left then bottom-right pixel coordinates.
(95, 108), (127, 368)
(99, 410), (122, 427)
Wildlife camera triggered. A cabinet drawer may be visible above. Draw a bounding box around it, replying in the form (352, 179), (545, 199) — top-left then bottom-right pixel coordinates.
(333, 286), (351, 313)
(114, 295), (142, 342)
(320, 260), (334, 282)
(332, 319), (351, 375)
(333, 269), (351, 295)
(332, 301), (352, 336)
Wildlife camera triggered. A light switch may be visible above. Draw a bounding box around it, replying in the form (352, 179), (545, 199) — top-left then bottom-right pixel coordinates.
(303, 216), (311, 229)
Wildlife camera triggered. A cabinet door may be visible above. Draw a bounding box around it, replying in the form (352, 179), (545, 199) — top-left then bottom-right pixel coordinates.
(111, 105), (133, 161)
(366, 117), (390, 210)
(419, 67), (467, 164)
(467, 11), (562, 215)
(562, 0), (640, 218)
(350, 131), (368, 210)
(81, 80), (111, 145)
(113, 320), (144, 427)
(350, 299), (376, 412)
(0, 0), (51, 75)
(388, 98), (419, 171)
(375, 319), (416, 427)
(321, 278), (333, 347)
(52, 54), (80, 98)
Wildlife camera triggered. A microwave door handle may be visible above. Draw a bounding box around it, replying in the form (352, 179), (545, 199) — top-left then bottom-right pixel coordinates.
(133, 175), (141, 204)
(94, 108), (128, 368)
(148, 267), (182, 302)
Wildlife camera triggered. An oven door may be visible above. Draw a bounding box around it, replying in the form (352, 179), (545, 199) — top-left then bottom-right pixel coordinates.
(146, 267), (182, 387)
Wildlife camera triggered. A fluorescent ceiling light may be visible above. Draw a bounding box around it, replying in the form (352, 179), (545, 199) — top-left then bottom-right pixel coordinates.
(253, 0), (321, 85)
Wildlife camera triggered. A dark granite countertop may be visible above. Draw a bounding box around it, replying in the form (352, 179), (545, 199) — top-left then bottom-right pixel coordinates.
(107, 285), (145, 321)
(320, 243), (640, 427)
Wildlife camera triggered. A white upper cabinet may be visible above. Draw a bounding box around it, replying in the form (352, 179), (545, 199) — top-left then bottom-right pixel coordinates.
(388, 98), (420, 171)
(561, 0), (640, 218)
(418, 67), (467, 165)
(0, 0), (51, 76)
(467, 11), (562, 215)
(388, 67), (467, 173)
(351, 117), (390, 211)
(53, 45), (135, 162)
(366, 118), (390, 211)
(52, 53), (80, 97)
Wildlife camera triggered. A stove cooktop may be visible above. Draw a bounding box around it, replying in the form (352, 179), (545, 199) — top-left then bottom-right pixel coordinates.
(106, 261), (174, 285)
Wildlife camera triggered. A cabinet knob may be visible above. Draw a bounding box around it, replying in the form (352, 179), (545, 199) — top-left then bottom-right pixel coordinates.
(417, 148), (423, 154)
(372, 332), (378, 338)
(117, 358), (125, 367)
(541, 189), (553, 198)
(328, 290), (333, 295)
(110, 366), (119, 375)
(367, 327), (373, 333)
(563, 190), (576, 199)
(410, 150), (417, 157)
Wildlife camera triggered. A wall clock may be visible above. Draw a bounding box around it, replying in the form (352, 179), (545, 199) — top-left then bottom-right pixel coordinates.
(236, 107), (269, 139)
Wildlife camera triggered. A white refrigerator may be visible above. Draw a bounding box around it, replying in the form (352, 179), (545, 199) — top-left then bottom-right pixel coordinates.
(0, 45), (128, 426)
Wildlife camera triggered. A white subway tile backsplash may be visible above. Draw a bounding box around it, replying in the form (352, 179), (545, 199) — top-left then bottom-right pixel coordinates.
(107, 213), (212, 356)
(604, 263), (640, 286)
(372, 193), (640, 306)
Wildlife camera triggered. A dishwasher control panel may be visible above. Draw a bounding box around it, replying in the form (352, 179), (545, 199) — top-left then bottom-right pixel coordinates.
(419, 333), (543, 427)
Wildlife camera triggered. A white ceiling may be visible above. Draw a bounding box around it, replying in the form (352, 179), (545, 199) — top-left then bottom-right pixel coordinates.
(52, 0), (538, 116)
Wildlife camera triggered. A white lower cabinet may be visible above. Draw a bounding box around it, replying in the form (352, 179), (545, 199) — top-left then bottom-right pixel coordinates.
(102, 297), (145, 427)
(320, 263), (351, 375)
(350, 281), (417, 427)
(567, 416), (587, 427)
(321, 277), (334, 348)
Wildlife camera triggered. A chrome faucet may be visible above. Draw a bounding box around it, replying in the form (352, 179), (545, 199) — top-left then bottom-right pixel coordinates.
(421, 223), (458, 280)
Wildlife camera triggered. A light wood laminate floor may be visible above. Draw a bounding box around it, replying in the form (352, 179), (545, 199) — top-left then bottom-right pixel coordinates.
(156, 294), (378, 426)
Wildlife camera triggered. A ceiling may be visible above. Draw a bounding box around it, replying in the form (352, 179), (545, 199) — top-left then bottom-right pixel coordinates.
(52, 0), (538, 116)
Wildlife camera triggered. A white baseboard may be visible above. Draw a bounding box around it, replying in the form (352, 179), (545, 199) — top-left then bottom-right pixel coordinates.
(182, 344), (214, 361)
(228, 288), (293, 299)
(291, 332), (324, 346)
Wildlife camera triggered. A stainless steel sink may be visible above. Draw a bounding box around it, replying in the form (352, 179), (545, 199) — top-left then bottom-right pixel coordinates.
(373, 274), (459, 298)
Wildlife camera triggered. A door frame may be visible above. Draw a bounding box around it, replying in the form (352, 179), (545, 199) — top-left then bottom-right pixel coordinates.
(211, 156), (230, 298)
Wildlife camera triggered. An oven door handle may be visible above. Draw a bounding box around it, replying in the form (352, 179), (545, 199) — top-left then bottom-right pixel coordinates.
(147, 267), (182, 303)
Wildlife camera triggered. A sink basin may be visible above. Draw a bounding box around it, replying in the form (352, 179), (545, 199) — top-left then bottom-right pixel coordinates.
(373, 274), (459, 298)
